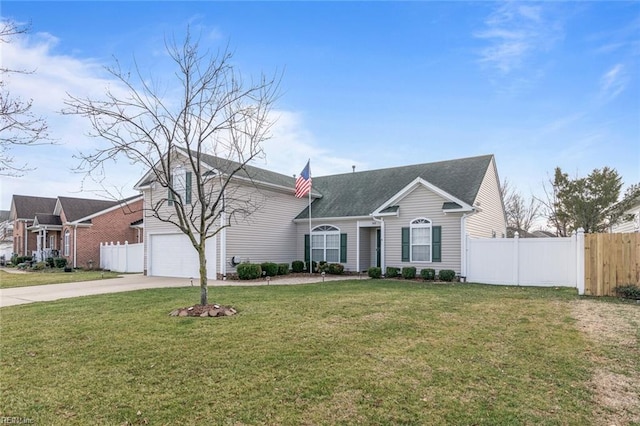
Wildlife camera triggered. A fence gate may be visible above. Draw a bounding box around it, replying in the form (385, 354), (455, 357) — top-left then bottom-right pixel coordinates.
(584, 233), (640, 297)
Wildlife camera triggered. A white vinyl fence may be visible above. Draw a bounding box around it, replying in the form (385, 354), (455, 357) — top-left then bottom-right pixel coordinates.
(100, 241), (143, 273)
(465, 230), (585, 294)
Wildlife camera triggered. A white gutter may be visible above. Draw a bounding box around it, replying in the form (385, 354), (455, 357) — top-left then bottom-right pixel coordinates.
(220, 210), (226, 280)
(73, 224), (78, 268)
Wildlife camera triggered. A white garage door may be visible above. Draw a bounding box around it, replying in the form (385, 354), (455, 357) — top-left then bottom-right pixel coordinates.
(149, 233), (216, 279)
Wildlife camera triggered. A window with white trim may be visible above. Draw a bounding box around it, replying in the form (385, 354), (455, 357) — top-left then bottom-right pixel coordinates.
(410, 218), (432, 262)
(312, 225), (340, 263)
(64, 229), (70, 256)
(169, 166), (192, 205)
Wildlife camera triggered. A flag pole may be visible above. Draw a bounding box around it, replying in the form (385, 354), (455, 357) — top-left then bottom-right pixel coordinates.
(308, 159), (312, 275)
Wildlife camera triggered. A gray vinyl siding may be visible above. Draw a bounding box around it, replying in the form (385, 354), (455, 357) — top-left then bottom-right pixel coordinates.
(142, 177), (308, 277)
(224, 185), (310, 269)
(384, 185), (463, 274)
(466, 157), (507, 238)
(295, 219), (359, 272)
(610, 203), (640, 233)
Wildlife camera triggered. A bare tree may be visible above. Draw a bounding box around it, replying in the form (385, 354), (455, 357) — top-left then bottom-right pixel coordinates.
(0, 20), (50, 175)
(500, 178), (542, 237)
(63, 30), (280, 305)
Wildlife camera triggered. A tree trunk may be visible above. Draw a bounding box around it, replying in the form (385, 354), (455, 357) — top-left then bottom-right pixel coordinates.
(198, 245), (208, 306)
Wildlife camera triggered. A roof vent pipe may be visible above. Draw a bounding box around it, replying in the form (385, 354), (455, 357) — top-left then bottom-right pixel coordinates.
(352, 165), (356, 173)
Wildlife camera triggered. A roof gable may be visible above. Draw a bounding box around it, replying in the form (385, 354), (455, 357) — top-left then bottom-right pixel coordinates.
(10, 195), (57, 220)
(57, 197), (122, 223)
(296, 155), (493, 219)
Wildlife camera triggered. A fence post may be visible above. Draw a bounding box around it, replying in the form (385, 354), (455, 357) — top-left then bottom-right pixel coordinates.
(514, 232), (520, 285)
(576, 228), (585, 295)
(124, 241), (129, 273)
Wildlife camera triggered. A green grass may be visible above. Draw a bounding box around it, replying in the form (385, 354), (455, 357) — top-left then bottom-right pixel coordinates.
(0, 270), (122, 289)
(0, 281), (597, 425)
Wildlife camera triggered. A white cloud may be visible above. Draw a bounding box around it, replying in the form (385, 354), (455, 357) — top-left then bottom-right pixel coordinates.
(259, 110), (364, 178)
(0, 28), (353, 209)
(475, 2), (563, 75)
(599, 63), (628, 101)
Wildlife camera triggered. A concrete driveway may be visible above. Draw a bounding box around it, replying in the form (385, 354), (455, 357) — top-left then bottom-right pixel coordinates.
(0, 273), (360, 308)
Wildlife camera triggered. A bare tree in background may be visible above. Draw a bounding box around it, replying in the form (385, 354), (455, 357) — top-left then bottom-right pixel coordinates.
(501, 178), (542, 237)
(0, 20), (50, 175)
(63, 30), (280, 305)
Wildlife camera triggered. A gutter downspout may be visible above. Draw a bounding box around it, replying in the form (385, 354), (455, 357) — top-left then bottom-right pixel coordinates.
(73, 224), (78, 268)
(23, 220), (28, 256)
(370, 215), (385, 272)
(220, 210), (226, 280)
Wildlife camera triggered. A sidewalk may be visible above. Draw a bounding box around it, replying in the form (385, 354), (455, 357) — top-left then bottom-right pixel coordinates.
(0, 273), (361, 308)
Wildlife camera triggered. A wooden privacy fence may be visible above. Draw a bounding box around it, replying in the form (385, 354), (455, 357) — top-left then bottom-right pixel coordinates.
(584, 233), (640, 297)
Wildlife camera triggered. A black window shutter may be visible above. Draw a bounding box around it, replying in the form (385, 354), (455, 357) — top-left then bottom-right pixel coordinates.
(304, 234), (310, 263)
(168, 175), (174, 206)
(340, 233), (347, 263)
(185, 172), (192, 205)
(432, 226), (442, 262)
(401, 227), (410, 262)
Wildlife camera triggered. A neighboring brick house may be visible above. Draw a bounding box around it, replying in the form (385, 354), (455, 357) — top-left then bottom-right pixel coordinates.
(10, 195), (58, 257)
(9, 194), (143, 268)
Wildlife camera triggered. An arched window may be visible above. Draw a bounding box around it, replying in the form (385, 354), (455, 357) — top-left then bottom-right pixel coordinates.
(410, 218), (432, 262)
(312, 225), (340, 263)
(64, 229), (70, 257)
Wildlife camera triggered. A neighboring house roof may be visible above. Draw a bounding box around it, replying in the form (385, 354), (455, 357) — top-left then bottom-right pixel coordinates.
(296, 155), (494, 219)
(33, 214), (62, 227)
(11, 195), (57, 220)
(56, 197), (124, 223)
(531, 230), (557, 238)
(0, 210), (10, 222)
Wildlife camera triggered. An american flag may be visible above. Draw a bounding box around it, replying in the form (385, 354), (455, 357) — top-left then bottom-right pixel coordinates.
(295, 161), (312, 198)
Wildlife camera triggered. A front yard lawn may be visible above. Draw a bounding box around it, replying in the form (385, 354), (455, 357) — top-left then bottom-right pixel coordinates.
(0, 269), (122, 289)
(1, 280), (637, 425)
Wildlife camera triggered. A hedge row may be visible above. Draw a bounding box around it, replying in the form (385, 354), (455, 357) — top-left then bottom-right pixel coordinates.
(237, 260), (347, 280)
(369, 267), (457, 281)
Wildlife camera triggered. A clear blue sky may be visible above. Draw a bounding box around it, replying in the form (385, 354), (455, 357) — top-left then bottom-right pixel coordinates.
(1, 1), (639, 222)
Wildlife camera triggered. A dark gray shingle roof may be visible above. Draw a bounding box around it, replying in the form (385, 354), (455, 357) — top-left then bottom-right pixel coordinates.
(296, 155), (493, 219)
(58, 197), (121, 222)
(11, 195), (57, 219)
(34, 214), (62, 226)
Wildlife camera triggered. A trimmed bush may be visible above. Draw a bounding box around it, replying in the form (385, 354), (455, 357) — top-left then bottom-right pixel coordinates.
(277, 263), (290, 275)
(291, 260), (305, 273)
(615, 284), (640, 300)
(368, 267), (382, 279)
(328, 263), (344, 275)
(438, 269), (456, 282)
(386, 267), (399, 278)
(54, 258), (67, 269)
(45, 257), (55, 268)
(12, 255), (32, 266)
(32, 261), (47, 271)
(237, 263), (262, 280)
(420, 268), (436, 281)
(306, 260), (318, 273)
(260, 262), (279, 277)
(401, 267), (416, 279)
(317, 261), (329, 273)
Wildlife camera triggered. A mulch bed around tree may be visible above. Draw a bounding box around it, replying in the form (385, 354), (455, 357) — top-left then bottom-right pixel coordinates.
(169, 304), (237, 318)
